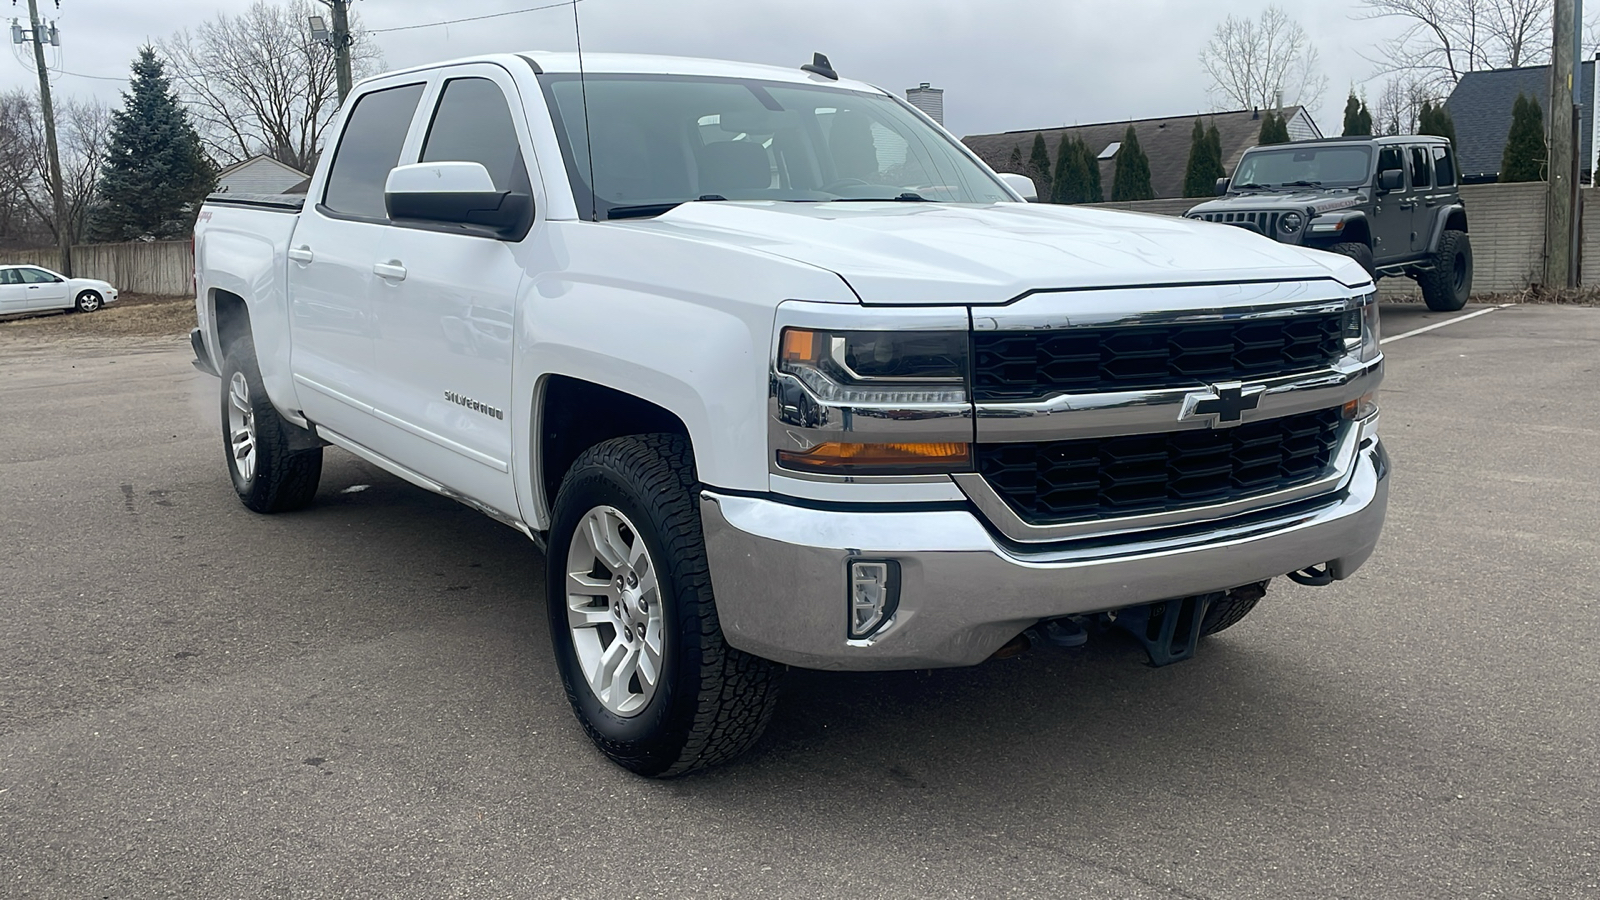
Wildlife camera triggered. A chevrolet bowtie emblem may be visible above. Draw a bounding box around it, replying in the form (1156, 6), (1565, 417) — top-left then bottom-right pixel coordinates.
(1180, 381), (1265, 428)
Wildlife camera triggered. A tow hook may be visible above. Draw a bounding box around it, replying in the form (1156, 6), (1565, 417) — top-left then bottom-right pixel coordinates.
(1114, 592), (1225, 666)
(1286, 563), (1336, 586)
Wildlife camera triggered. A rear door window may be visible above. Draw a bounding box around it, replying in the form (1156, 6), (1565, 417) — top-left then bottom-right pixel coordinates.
(1432, 146), (1457, 186)
(421, 77), (528, 191)
(1409, 146), (1432, 189)
(322, 83), (426, 220)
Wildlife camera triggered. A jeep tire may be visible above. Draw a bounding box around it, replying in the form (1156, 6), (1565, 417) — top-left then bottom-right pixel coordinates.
(221, 338), (323, 513)
(1327, 241), (1375, 278)
(1419, 229), (1472, 312)
(546, 434), (782, 777)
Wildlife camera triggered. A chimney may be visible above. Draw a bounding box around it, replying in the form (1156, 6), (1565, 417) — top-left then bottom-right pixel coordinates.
(906, 82), (945, 126)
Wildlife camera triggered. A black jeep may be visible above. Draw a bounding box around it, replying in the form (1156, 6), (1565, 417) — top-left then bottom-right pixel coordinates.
(1187, 135), (1472, 311)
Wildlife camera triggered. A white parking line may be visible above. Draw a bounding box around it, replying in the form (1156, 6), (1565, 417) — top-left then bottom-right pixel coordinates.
(1379, 304), (1512, 345)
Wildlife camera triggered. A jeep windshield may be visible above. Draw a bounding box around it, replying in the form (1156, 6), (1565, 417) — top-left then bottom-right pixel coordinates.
(1230, 145), (1373, 190)
(539, 73), (1012, 220)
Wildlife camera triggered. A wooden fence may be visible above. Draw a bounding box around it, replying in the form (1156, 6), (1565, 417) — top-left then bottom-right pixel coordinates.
(0, 241), (193, 296)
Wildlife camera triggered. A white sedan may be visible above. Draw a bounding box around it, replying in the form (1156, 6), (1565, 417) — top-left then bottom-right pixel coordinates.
(0, 264), (118, 314)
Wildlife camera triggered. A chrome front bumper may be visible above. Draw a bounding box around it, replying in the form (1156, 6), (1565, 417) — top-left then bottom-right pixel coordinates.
(701, 437), (1389, 671)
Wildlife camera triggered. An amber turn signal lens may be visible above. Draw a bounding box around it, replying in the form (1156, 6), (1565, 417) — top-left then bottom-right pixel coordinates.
(781, 328), (820, 363)
(1342, 392), (1378, 420)
(776, 441), (972, 473)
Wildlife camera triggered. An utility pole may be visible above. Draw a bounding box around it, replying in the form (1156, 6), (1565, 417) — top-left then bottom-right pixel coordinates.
(310, 0), (353, 102)
(1546, 0), (1577, 288)
(25, 0), (71, 277)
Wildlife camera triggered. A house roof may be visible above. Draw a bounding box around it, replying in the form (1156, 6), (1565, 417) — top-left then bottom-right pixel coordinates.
(962, 107), (1322, 201)
(214, 154), (309, 180)
(1445, 61), (1596, 180)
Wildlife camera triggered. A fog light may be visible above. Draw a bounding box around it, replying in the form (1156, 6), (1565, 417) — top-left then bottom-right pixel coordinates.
(848, 560), (900, 640)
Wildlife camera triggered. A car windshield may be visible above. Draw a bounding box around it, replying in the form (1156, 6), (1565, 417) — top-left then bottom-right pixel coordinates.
(1232, 145), (1374, 189)
(539, 73), (1012, 219)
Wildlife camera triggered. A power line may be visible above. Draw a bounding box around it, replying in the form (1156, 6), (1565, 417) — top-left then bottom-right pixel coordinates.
(368, 0), (587, 34)
(54, 69), (124, 81)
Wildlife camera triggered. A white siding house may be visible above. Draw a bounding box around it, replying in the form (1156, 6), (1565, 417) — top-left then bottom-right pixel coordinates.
(214, 156), (310, 195)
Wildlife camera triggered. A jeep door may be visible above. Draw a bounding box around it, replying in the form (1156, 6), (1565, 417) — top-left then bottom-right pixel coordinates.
(363, 64), (537, 520)
(1406, 145), (1436, 255)
(1371, 145), (1413, 262)
(285, 80), (427, 446)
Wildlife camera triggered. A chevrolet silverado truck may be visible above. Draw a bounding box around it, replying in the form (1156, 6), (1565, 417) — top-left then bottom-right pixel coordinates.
(191, 52), (1389, 777)
(1188, 135), (1471, 312)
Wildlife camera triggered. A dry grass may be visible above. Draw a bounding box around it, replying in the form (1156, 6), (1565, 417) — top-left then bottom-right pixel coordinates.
(0, 293), (196, 340)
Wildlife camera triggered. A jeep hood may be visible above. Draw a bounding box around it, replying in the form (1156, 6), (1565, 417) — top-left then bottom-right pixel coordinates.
(630, 201), (1369, 305)
(1189, 190), (1370, 216)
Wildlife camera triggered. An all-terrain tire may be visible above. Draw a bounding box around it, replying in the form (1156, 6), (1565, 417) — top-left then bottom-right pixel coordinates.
(74, 290), (103, 312)
(546, 434), (782, 777)
(1327, 241), (1375, 279)
(220, 338), (323, 513)
(1418, 229), (1472, 312)
(1199, 582), (1269, 636)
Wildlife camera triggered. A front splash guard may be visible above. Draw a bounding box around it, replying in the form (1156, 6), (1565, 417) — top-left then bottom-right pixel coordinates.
(1114, 592), (1225, 666)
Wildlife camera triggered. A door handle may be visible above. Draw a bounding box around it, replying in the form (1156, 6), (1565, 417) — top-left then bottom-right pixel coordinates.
(1399, 201), (1416, 210)
(373, 261), (407, 281)
(287, 246), (315, 263)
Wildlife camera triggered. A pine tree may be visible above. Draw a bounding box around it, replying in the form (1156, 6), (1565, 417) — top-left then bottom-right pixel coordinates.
(1050, 134), (1074, 203)
(92, 47), (213, 241)
(1008, 145), (1024, 173)
(1342, 94), (1373, 136)
(1027, 133), (1053, 198)
(1111, 125), (1153, 201)
(1182, 118), (1227, 198)
(1500, 93), (1545, 182)
(1418, 100), (1457, 147)
(1258, 110), (1291, 145)
(1206, 124), (1224, 186)
(1080, 136), (1104, 203)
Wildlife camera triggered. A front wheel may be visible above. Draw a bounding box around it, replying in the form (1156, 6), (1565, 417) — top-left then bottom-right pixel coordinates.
(220, 338), (323, 512)
(1327, 241), (1375, 278)
(1419, 230), (1472, 312)
(74, 290), (102, 312)
(546, 434), (781, 777)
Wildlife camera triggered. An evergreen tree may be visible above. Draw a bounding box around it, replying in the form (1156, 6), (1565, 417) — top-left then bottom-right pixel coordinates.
(1500, 93), (1545, 182)
(1111, 125), (1153, 201)
(1182, 118), (1227, 198)
(1258, 110), (1291, 145)
(1026, 133), (1053, 198)
(1050, 134), (1075, 203)
(1008, 145), (1024, 173)
(92, 47), (213, 241)
(1418, 100), (1457, 147)
(1080, 136), (1104, 203)
(1206, 124), (1224, 186)
(1342, 93), (1373, 136)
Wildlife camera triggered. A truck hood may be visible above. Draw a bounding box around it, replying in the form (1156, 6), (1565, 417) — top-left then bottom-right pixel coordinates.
(629, 200), (1369, 305)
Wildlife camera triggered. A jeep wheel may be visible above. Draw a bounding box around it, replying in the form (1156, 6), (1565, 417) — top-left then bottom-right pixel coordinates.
(220, 338), (323, 513)
(547, 434), (782, 777)
(1419, 230), (1472, 312)
(1327, 242), (1375, 278)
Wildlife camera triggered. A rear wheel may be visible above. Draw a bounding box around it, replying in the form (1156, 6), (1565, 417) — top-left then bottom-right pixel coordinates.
(1327, 241), (1375, 278)
(220, 338), (322, 513)
(546, 434), (782, 777)
(1419, 230), (1472, 312)
(74, 290), (102, 312)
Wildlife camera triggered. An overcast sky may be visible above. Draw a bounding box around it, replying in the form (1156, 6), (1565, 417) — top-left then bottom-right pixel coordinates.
(3, 0), (1418, 138)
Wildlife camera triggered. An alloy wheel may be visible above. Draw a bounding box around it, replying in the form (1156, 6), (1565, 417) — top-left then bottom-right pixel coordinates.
(564, 505), (665, 716)
(228, 371), (257, 483)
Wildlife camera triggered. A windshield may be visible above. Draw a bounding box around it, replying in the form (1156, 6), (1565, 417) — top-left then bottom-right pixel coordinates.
(1231, 145), (1373, 189)
(539, 73), (1012, 219)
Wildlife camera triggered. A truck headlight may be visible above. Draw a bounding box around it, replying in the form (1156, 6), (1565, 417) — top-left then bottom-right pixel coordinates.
(778, 328), (968, 405)
(1342, 294), (1381, 363)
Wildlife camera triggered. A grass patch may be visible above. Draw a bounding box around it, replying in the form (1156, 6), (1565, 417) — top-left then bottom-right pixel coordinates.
(0, 293), (196, 339)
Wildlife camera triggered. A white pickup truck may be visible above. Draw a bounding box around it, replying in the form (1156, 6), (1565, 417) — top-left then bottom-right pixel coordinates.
(192, 51), (1388, 776)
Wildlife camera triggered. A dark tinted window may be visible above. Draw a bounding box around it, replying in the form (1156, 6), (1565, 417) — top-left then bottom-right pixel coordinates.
(20, 267), (57, 284)
(1409, 146), (1432, 188)
(421, 78), (526, 191)
(1377, 146), (1404, 175)
(322, 83), (425, 219)
(1432, 146), (1457, 186)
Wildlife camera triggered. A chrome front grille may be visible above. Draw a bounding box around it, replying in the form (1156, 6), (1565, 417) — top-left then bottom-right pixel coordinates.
(975, 408), (1345, 526)
(971, 313), (1344, 403)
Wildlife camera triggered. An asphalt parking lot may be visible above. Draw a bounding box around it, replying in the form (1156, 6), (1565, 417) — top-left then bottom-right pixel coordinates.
(2, 303), (1597, 899)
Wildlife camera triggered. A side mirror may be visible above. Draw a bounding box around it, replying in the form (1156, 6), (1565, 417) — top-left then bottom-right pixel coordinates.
(1215, 177), (1230, 196)
(385, 161), (533, 240)
(1378, 169), (1405, 192)
(998, 172), (1038, 202)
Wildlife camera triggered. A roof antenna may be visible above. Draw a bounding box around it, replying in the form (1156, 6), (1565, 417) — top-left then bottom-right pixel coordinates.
(572, 0), (598, 221)
(801, 52), (837, 80)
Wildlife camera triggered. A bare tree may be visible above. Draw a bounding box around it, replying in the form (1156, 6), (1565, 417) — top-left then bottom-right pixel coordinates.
(1200, 6), (1330, 114)
(0, 90), (111, 246)
(1361, 0), (1552, 91)
(1373, 73), (1435, 135)
(160, 0), (381, 175)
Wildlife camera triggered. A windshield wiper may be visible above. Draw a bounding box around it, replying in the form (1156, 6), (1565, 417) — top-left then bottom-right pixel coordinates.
(1232, 182), (1272, 191)
(1280, 180), (1322, 187)
(831, 192), (934, 203)
(607, 202), (684, 220)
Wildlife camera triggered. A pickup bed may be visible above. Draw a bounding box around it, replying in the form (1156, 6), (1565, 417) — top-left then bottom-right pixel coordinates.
(192, 51), (1388, 776)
